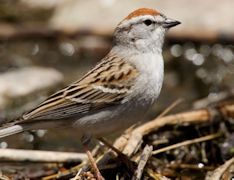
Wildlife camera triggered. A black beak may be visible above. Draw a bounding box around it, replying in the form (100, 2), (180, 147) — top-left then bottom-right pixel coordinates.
(162, 18), (181, 28)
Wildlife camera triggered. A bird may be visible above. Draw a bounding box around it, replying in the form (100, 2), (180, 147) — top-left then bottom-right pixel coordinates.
(0, 8), (180, 179)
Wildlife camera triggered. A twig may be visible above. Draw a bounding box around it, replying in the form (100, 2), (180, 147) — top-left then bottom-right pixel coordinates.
(205, 157), (234, 180)
(152, 133), (222, 155)
(42, 162), (85, 180)
(98, 137), (124, 157)
(42, 102), (233, 179)
(97, 103), (234, 167)
(156, 98), (184, 119)
(123, 99), (183, 157)
(97, 133), (131, 167)
(0, 148), (86, 163)
(137, 109), (210, 136)
(132, 145), (153, 180)
(146, 169), (170, 180)
(96, 99), (183, 168)
(70, 169), (82, 180)
(123, 104), (234, 157)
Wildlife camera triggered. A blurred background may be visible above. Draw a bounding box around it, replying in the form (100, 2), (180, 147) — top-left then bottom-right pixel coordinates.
(0, 0), (233, 151)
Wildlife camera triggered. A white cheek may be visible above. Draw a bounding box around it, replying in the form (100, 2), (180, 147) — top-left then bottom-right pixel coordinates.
(153, 27), (165, 41)
(129, 25), (148, 39)
(152, 27), (166, 48)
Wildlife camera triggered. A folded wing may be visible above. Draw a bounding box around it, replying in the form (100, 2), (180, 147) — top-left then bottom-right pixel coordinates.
(20, 55), (139, 122)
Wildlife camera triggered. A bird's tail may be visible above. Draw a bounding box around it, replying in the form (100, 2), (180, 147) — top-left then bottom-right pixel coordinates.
(0, 125), (24, 138)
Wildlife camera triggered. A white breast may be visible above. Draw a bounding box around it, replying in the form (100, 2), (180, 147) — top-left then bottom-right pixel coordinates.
(129, 52), (164, 105)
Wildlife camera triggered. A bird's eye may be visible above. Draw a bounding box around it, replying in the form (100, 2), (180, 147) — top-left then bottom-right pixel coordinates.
(143, 19), (153, 26)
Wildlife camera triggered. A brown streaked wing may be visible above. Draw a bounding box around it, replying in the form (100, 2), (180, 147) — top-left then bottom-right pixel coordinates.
(20, 55), (139, 123)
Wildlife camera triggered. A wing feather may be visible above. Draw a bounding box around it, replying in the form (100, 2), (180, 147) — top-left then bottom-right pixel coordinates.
(20, 54), (139, 123)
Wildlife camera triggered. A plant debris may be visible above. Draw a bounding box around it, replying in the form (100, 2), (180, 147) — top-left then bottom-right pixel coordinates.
(0, 91), (233, 180)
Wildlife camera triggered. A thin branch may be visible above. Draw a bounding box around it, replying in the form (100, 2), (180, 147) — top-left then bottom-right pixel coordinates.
(0, 148), (86, 163)
(205, 157), (234, 180)
(132, 145), (153, 180)
(152, 133), (221, 155)
(42, 162), (85, 180)
(123, 99), (183, 157)
(156, 98), (184, 119)
(146, 169), (170, 180)
(98, 103), (234, 165)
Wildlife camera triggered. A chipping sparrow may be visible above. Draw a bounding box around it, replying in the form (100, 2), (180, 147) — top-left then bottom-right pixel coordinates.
(0, 8), (180, 180)
(0, 8), (180, 141)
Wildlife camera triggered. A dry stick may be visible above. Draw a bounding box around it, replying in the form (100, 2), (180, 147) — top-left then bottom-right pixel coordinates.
(98, 137), (125, 156)
(132, 145), (153, 180)
(0, 148), (86, 163)
(98, 104), (234, 166)
(43, 103), (234, 179)
(122, 103), (231, 157)
(123, 99), (183, 156)
(136, 109), (210, 136)
(205, 157), (234, 180)
(146, 169), (170, 180)
(97, 99), (183, 167)
(43, 162), (86, 180)
(45, 103), (233, 179)
(104, 99), (182, 154)
(83, 147), (104, 180)
(152, 133), (221, 155)
(44, 139), (117, 180)
(70, 169), (82, 180)
(95, 126), (137, 166)
(156, 99), (184, 119)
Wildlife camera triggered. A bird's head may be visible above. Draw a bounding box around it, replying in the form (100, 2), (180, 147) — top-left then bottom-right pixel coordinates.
(113, 8), (181, 53)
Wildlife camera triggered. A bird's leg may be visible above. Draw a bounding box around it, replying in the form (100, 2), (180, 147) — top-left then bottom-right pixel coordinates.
(98, 137), (124, 157)
(98, 137), (136, 171)
(81, 135), (104, 180)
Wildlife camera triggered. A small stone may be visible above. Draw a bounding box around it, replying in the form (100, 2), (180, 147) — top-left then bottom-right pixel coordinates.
(0, 67), (64, 120)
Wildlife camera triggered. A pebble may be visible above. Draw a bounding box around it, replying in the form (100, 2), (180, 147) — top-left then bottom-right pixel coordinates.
(0, 67), (64, 120)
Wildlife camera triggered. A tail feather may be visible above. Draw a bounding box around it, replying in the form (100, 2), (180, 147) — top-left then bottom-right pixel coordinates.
(0, 125), (24, 138)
